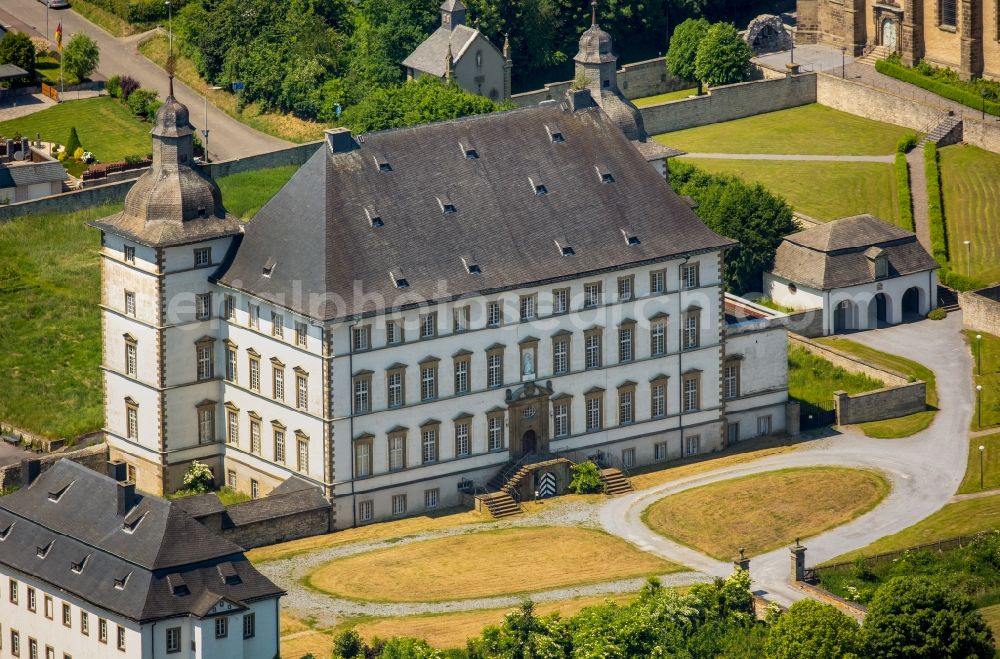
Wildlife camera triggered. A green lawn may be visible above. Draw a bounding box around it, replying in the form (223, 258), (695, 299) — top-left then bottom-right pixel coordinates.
(788, 345), (885, 426)
(940, 145), (1000, 285)
(70, 0), (134, 37)
(35, 52), (80, 87)
(632, 88), (699, 107)
(0, 97), (151, 170)
(681, 158), (900, 224)
(958, 432), (1000, 494)
(826, 494), (1000, 563)
(0, 166), (297, 439)
(654, 104), (910, 155)
(967, 330), (1000, 431)
(815, 336), (938, 438)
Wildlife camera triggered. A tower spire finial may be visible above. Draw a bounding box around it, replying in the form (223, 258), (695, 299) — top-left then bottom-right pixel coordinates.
(591, 0), (597, 26)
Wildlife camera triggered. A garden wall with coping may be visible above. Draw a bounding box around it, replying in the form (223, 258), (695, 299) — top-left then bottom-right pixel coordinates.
(511, 56), (689, 107)
(0, 443), (108, 492)
(960, 285), (1000, 337)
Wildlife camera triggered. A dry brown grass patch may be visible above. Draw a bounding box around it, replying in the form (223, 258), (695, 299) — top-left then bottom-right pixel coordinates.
(643, 467), (889, 560)
(307, 526), (678, 603)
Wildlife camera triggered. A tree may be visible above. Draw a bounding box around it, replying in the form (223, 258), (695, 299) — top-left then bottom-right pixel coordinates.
(470, 600), (570, 658)
(568, 461), (603, 494)
(0, 31), (35, 85)
(862, 576), (994, 659)
(694, 22), (752, 88)
(64, 127), (82, 159)
(62, 34), (100, 84)
(332, 629), (363, 658)
(669, 161), (796, 294)
(765, 600), (863, 659)
(181, 461), (215, 493)
(666, 18), (709, 94)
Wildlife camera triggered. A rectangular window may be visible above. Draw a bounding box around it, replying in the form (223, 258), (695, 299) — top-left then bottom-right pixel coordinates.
(226, 347), (237, 382)
(249, 356), (261, 391)
(194, 247), (211, 267)
(552, 288), (570, 314)
(274, 428), (285, 463)
(196, 293), (212, 320)
(455, 422), (470, 457)
(123, 245), (135, 264)
(242, 613), (255, 639)
(386, 320), (403, 344)
(10, 630), (18, 658)
(43, 595), (51, 619)
(453, 306), (470, 332)
(683, 312), (700, 349)
(81, 611), (89, 636)
(227, 410), (239, 444)
(28, 639), (36, 659)
(99, 619), (108, 644)
(618, 326), (634, 363)
(454, 358), (470, 394)
(420, 365), (438, 401)
(420, 312), (437, 338)
(424, 488), (439, 509)
(125, 341), (137, 377)
(225, 294), (236, 320)
(198, 406), (214, 443)
(126, 404), (138, 440)
(617, 275), (634, 302)
(215, 617), (228, 639)
(654, 441), (668, 461)
(196, 344), (214, 380)
(487, 301), (502, 326)
(940, 0), (957, 27)
(249, 304), (260, 330)
(584, 282), (602, 308)
(387, 370), (405, 407)
(622, 447), (635, 469)
(273, 366), (285, 401)
(685, 435), (701, 456)
(251, 479), (259, 498)
(488, 415), (504, 451)
(295, 321), (308, 347)
(724, 362), (740, 399)
(124, 290), (136, 316)
(758, 415), (772, 436)
(683, 374), (700, 413)
(250, 418), (261, 454)
(553, 400), (570, 438)
(519, 294), (537, 321)
(681, 263), (700, 289)
(487, 351), (504, 389)
(8, 579), (16, 604)
(353, 376), (371, 414)
(355, 441), (372, 478)
(272, 312), (284, 339)
(166, 627), (181, 654)
(651, 320), (666, 356)
(585, 332), (602, 369)
(727, 421), (740, 444)
(297, 436), (309, 473)
(650, 269), (666, 294)
(358, 500), (373, 522)
(553, 337), (570, 375)
(62, 603), (71, 627)
(618, 389), (634, 425)
(352, 326), (370, 351)
(586, 395), (603, 432)
(651, 381), (666, 418)
(391, 494), (407, 516)
(389, 435), (406, 471)
(296, 374), (308, 410)
(421, 428), (438, 464)
(227, 470), (237, 488)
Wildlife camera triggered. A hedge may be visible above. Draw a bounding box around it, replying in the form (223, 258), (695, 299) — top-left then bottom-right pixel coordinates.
(924, 144), (948, 263)
(82, 0), (187, 24)
(894, 153), (914, 232)
(876, 58), (1000, 117)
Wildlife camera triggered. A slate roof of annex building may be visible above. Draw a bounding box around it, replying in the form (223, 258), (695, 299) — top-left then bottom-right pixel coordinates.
(770, 214), (939, 290)
(0, 460), (283, 622)
(217, 101), (733, 321)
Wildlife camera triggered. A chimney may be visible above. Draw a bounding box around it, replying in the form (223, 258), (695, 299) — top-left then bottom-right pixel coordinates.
(117, 481), (136, 516)
(21, 459), (40, 487)
(566, 87), (594, 112)
(325, 128), (357, 155)
(21, 138), (29, 156)
(107, 460), (127, 482)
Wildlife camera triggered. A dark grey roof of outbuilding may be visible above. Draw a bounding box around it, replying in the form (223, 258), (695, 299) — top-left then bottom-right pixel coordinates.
(0, 64), (29, 80)
(217, 103), (733, 321)
(403, 24), (485, 76)
(0, 460), (283, 622)
(0, 160), (67, 188)
(770, 214), (939, 290)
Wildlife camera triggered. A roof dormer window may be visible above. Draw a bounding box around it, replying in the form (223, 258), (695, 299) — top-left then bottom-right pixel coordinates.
(167, 573), (189, 597)
(554, 238), (575, 257)
(528, 176), (547, 195)
(460, 142), (479, 159)
(437, 194), (456, 214)
(390, 269), (409, 289)
(218, 561), (242, 586)
(0, 522), (12, 541)
(36, 540), (53, 559)
(596, 165), (615, 184)
(122, 511), (147, 534)
(262, 258), (276, 278)
(71, 555), (90, 574)
(374, 154), (392, 172)
(365, 206), (383, 228)
(47, 482), (73, 503)
(546, 125), (565, 143)
(114, 572), (132, 591)
(461, 257), (481, 275)
(621, 229), (640, 246)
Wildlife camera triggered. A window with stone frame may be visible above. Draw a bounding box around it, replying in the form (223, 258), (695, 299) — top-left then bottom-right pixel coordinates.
(391, 494), (407, 516)
(124, 290), (136, 316)
(681, 262), (700, 289)
(388, 432), (407, 471)
(584, 281), (603, 308)
(226, 407), (239, 444)
(519, 294), (537, 321)
(249, 416), (262, 454)
(649, 268), (667, 294)
(682, 309), (700, 350)
(552, 333), (571, 375)
(618, 384), (635, 425)
(654, 441), (668, 461)
(248, 304), (260, 330)
(295, 370), (309, 410)
(354, 436), (373, 478)
(487, 300), (502, 326)
(420, 311), (438, 339)
(124, 336), (137, 377)
(552, 287), (570, 314)
(271, 312), (284, 339)
(425, 488), (439, 509)
(352, 325), (371, 352)
(584, 328), (603, 369)
(196, 339), (214, 381)
(618, 322), (635, 363)
(455, 418), (471, 456)
(273, 424), (286, 463)
(353, 372), (372, 414)
(682, 371), (701, 413)
(453, 352), (471, 394)
(196, 293), (212, 321)
(197, 403), (215, 443)
(250, 479), (260, 499)
(650, 377), (668, 418)
(225, 343), (238, 382)
(940, 0), (956, 26)
(387, 366), (406, 407)
(684, 434), (701, 456)
(421, 424), (439, 464)
(227, 470), (236, 488)
(487, 412), (505, 451)
(358, 500), (373, 522)
(622, 447), (635, 469)
(295, 321), (308, 347)
(123, 245), (135, 264)
(272, 359), (285, 401)
(225, 295), (236, 321)
(248, 352), (261, 391)
(242, 614), (255, 640)
(420, 360), (439, 401)
(650, 315), (667, 356)
(166, 626), (181, 653)
(296, 433), (310, 473)
(617, 275), (634, 302)
(125, 399), (138, 439)
(487, 347), (504, 389)
(585, 390), (604, 432)
(723, 358), (741, 400)
(386, 319), (404, 344)
(453, 305), (471, 332)
(552, 397), (571, 438)
(194, 247), (212, 267)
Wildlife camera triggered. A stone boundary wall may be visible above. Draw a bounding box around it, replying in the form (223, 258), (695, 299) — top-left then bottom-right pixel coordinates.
(0, 443), (108, 492)
(0, 141), (321, 222)
(783, 309), (825, 338)
(794, 581), (867, 621)
(639, 73), (817, 135)
(220, 506), (332, 550)
(959, 286), (1000, 337)
(789, 334), (910, 385)
(511, 57), (690, 107)
(834, 381), (927, 425)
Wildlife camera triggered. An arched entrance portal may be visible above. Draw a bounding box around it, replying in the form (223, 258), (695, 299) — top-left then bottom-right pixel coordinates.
(834, 300), (855, 332)
(869, 292), (889, 327)
(902, 286), (923, 316)
(881, 19), (898, 50)
(522, 430), (537, 456)
(506, 381), (553, 457)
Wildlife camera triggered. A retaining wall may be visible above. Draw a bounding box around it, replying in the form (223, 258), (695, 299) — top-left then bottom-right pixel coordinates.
(639, 73), (817, 135)
(511, 57), (690, 107)
(789, 334), (910, 385)
(0, 443), (108, 492)
(784, 309), (825, 338)
(220, 506), (332, 550)
(960, 285), (1000, 337)
(834, 381), (927, 424)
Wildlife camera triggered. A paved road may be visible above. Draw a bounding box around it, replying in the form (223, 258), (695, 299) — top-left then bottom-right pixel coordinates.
(602, 313), (973, 606)
(2, 0), (290, 161)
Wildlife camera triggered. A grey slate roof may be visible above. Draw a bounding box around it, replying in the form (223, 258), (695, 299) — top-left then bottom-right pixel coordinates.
(0, 461), (283, 622)
(0, 160), (67, 188)
(0, 64), (29, 80)
(770, 214), (939, 290)
(403, 24), (483, 76)
(216, 103), (734, 321)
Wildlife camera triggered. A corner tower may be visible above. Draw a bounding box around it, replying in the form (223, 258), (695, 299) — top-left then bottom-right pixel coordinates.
(90, 78), (242, 495)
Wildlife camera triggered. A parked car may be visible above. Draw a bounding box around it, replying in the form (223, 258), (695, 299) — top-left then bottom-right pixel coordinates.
(38, 0), (70, 8)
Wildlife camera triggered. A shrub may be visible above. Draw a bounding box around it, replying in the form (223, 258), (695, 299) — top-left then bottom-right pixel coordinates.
(119, 75), (140, 101)
(894, 153), (914, 232)
(181, 460), (214, 493)
(107, 74), (123, 99)
(927, 308), (947, 320)
(896, 133), (918, 153)
(64, 127), (82, 157)
(940, 268), (988, 291)
(126, 88), (159, 118)
(876, 58), (1000, 117)
(569, 461), (604, 494)
(123, 154), (143, 165)
(72, 147), (85, 162)
(332, 629), (363, 658)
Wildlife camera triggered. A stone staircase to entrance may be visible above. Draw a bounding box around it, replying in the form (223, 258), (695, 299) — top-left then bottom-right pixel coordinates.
(599, 468), (634, 495)
(919, 115), (963, 147)
(856, 45), (891, 66)
(938, 285), (961, 312)
(478, 491), (521, 518)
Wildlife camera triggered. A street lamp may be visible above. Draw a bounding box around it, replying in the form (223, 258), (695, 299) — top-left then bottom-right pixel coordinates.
(841, 46), (847, 79)
(202, 86), (222, 164)
(977, 334), (983, 376)
(964, 239), (972, 276)
(980, 444), (986, 490)
(977, 384), (984, 429)
(982, 89), (988, 121)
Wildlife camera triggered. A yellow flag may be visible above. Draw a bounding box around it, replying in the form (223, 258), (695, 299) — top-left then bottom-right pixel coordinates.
(55, 22), (62, 50)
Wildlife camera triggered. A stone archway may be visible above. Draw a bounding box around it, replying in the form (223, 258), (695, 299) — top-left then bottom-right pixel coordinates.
(868, 292), (889, 327)
(902, 286), (924, 316)
(506, 381), (553, 457)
